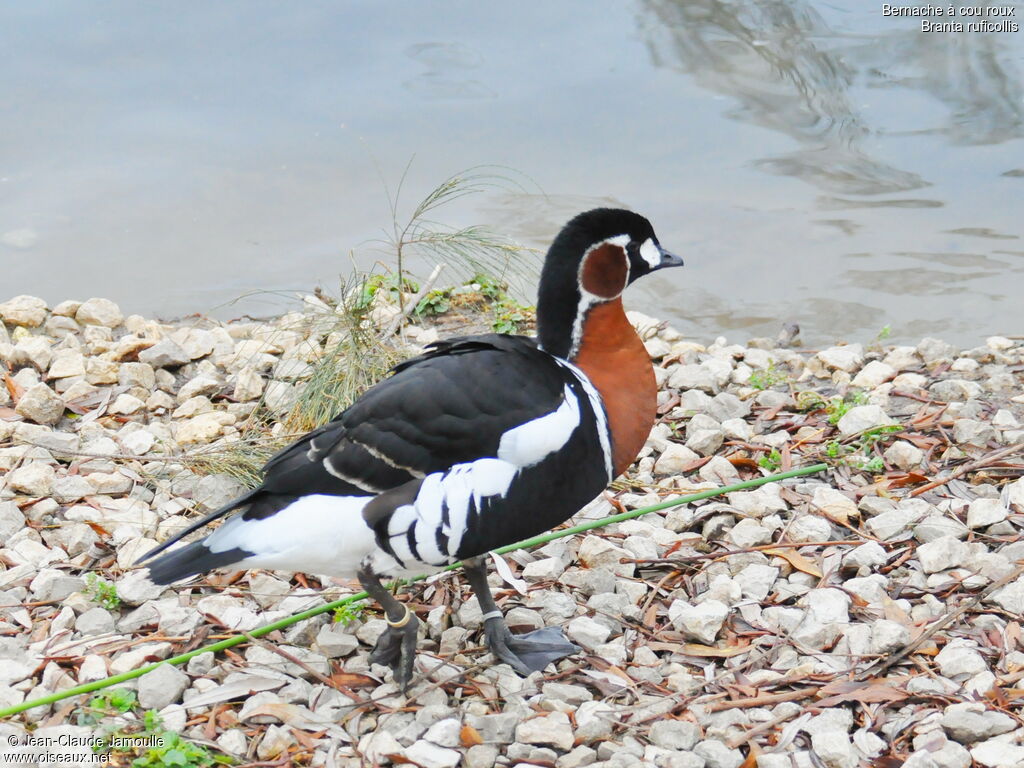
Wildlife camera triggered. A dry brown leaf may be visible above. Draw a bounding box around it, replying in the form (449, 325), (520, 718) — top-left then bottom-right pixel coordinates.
(460, 725), (483, 747)
(682, 643), (753, 658)
(3, 371), (24, 403)
(763, 547), (823, 578)
(882, 597), (912, 626)
(815, 679), (909, 707)
(328, 672), (378, 689)
(886, 472), (930, 489)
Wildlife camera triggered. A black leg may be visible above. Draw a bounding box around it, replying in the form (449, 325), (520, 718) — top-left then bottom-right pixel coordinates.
(462, 556), (580, 675)
(357, 567), (419, 690)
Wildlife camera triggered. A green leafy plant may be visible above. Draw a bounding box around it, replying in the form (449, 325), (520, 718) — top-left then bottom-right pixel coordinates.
(824, 390), (869, 425)
(748, 363), (787, 390)
(492, 297), (533, 334)
(825, 440), (843, 459)
(85, 573), (121, 611)
(414, 288), (452, 316)
(76, 688), (137, 726)
(758, 449), (782, 472)
(333, 600), (368, 627)
(853, 456), (885, 473)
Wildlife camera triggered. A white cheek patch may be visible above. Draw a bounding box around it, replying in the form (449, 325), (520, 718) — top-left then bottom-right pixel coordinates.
(639, 238), (661, 269)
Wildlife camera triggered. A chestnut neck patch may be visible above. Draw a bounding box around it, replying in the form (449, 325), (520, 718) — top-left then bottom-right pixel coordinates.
(579, 243), (628, 300)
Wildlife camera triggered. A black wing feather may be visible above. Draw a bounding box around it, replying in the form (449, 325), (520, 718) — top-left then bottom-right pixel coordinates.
(140, 334), (568, 566)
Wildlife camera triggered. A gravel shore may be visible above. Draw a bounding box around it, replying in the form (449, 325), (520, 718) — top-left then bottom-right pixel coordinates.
(1, 292), (1023, 768)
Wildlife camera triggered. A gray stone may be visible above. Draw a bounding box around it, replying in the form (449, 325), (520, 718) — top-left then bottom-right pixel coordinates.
(694, 739), (744, 768)
(810, 730), (858, 768)
(686, 414), (724, 456)
(566, 616), (612, 650)
(870, 619), (910, 654)
(837, 405), (897, 436)
(918, 536), (968, 573)
(818, 344), (863, 372)
(649, 720), (700, 750)
(935, 641), (987, 678)
(29, 569), (84, 602)
(314, 624), (359, 658)
(137, 663), (188, 709)
(669, 599), (728, 643)
(138, 339), (191, 368)
(940, 703), (1016, 744)
(0, 502), (26, 541)
(966, 498), (1008, 529)
(988, 574), (1024, 615)
(76, 607), (116, 636)
(884, 440), (924, 470)
(462, 745), (499, 768)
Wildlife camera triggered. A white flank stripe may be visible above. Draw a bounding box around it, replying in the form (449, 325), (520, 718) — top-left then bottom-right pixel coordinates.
(205, 494), (377, 578)
(555, 359), (614, 481)
(498, 384), (581, 468)
(639, 237), (661, 269)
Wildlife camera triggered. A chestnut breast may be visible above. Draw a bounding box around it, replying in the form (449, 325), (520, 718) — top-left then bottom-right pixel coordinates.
(572, 298), (657, 477)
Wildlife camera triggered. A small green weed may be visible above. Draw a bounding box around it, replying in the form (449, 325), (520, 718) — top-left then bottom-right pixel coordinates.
(84, 702), (231, 767)
(333, 600), (369, 627)
(76, 688), (137, 726)
(824, 390), (869, 425)
(748, 363), (787, 390)
(85, 573), (121, 611)
(415, 288), (452, 316)
(853, 456), (885, 473)
(758, 449), (782, 472)
(492, 297), (533, 334)
(825, 440), (843, 459)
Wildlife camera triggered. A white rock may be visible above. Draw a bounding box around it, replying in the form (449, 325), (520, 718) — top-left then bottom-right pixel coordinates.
(138, 339), (191, 368)
(669, 599), (728, 643)
(122, 430), (155, 455)
(424, 718), (462, 748)
(694, 739), (744, 768)
(935, 640), (987, 678)
(851, 360), (895, 388)
(403, 741), (461, 768)
(0, 295), (48, 326)
(654, 443), (700, 475)
(992, 409), (1020, 429)
(566, 616), (612, 650)
(818, 344), (864, 372)
(7, 462), (56, 496)
(174, 411), (236, 444)
(233, 367), (264, 401)
(685, 414), (724, 456)
(14, 383), (65, 424)
(811, 487), (858, 523)
(940, 703), (1017, 744)
(649, 719), (700, 750)
(883, 440), (924, 470)
(918, 536), (968, 574)
(109, 393), (145, 415)
(810, 730), (859, 768)
(966, 498), (1008, 529)
(837, 405), (897, 436)
(47, 351), (86, 379)
(952, 419), (997, 447)
(970, 740), (1024, 768)
(988, 574), (1024, 614)
(870, 619), (910, 654)
(75, 298), (123, 327)
(515, 711), (574, 751)
(116, 570), (167, 606)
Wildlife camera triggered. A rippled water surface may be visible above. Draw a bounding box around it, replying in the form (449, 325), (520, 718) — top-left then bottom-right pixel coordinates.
(3, 1), (1023, 344)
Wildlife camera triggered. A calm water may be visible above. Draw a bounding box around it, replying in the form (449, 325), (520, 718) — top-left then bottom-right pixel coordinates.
(3, 1), (1023, 345)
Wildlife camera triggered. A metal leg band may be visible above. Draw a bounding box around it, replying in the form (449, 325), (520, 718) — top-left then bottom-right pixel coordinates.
(386, 605), (413, 628)
(481, 610), (503, 622)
